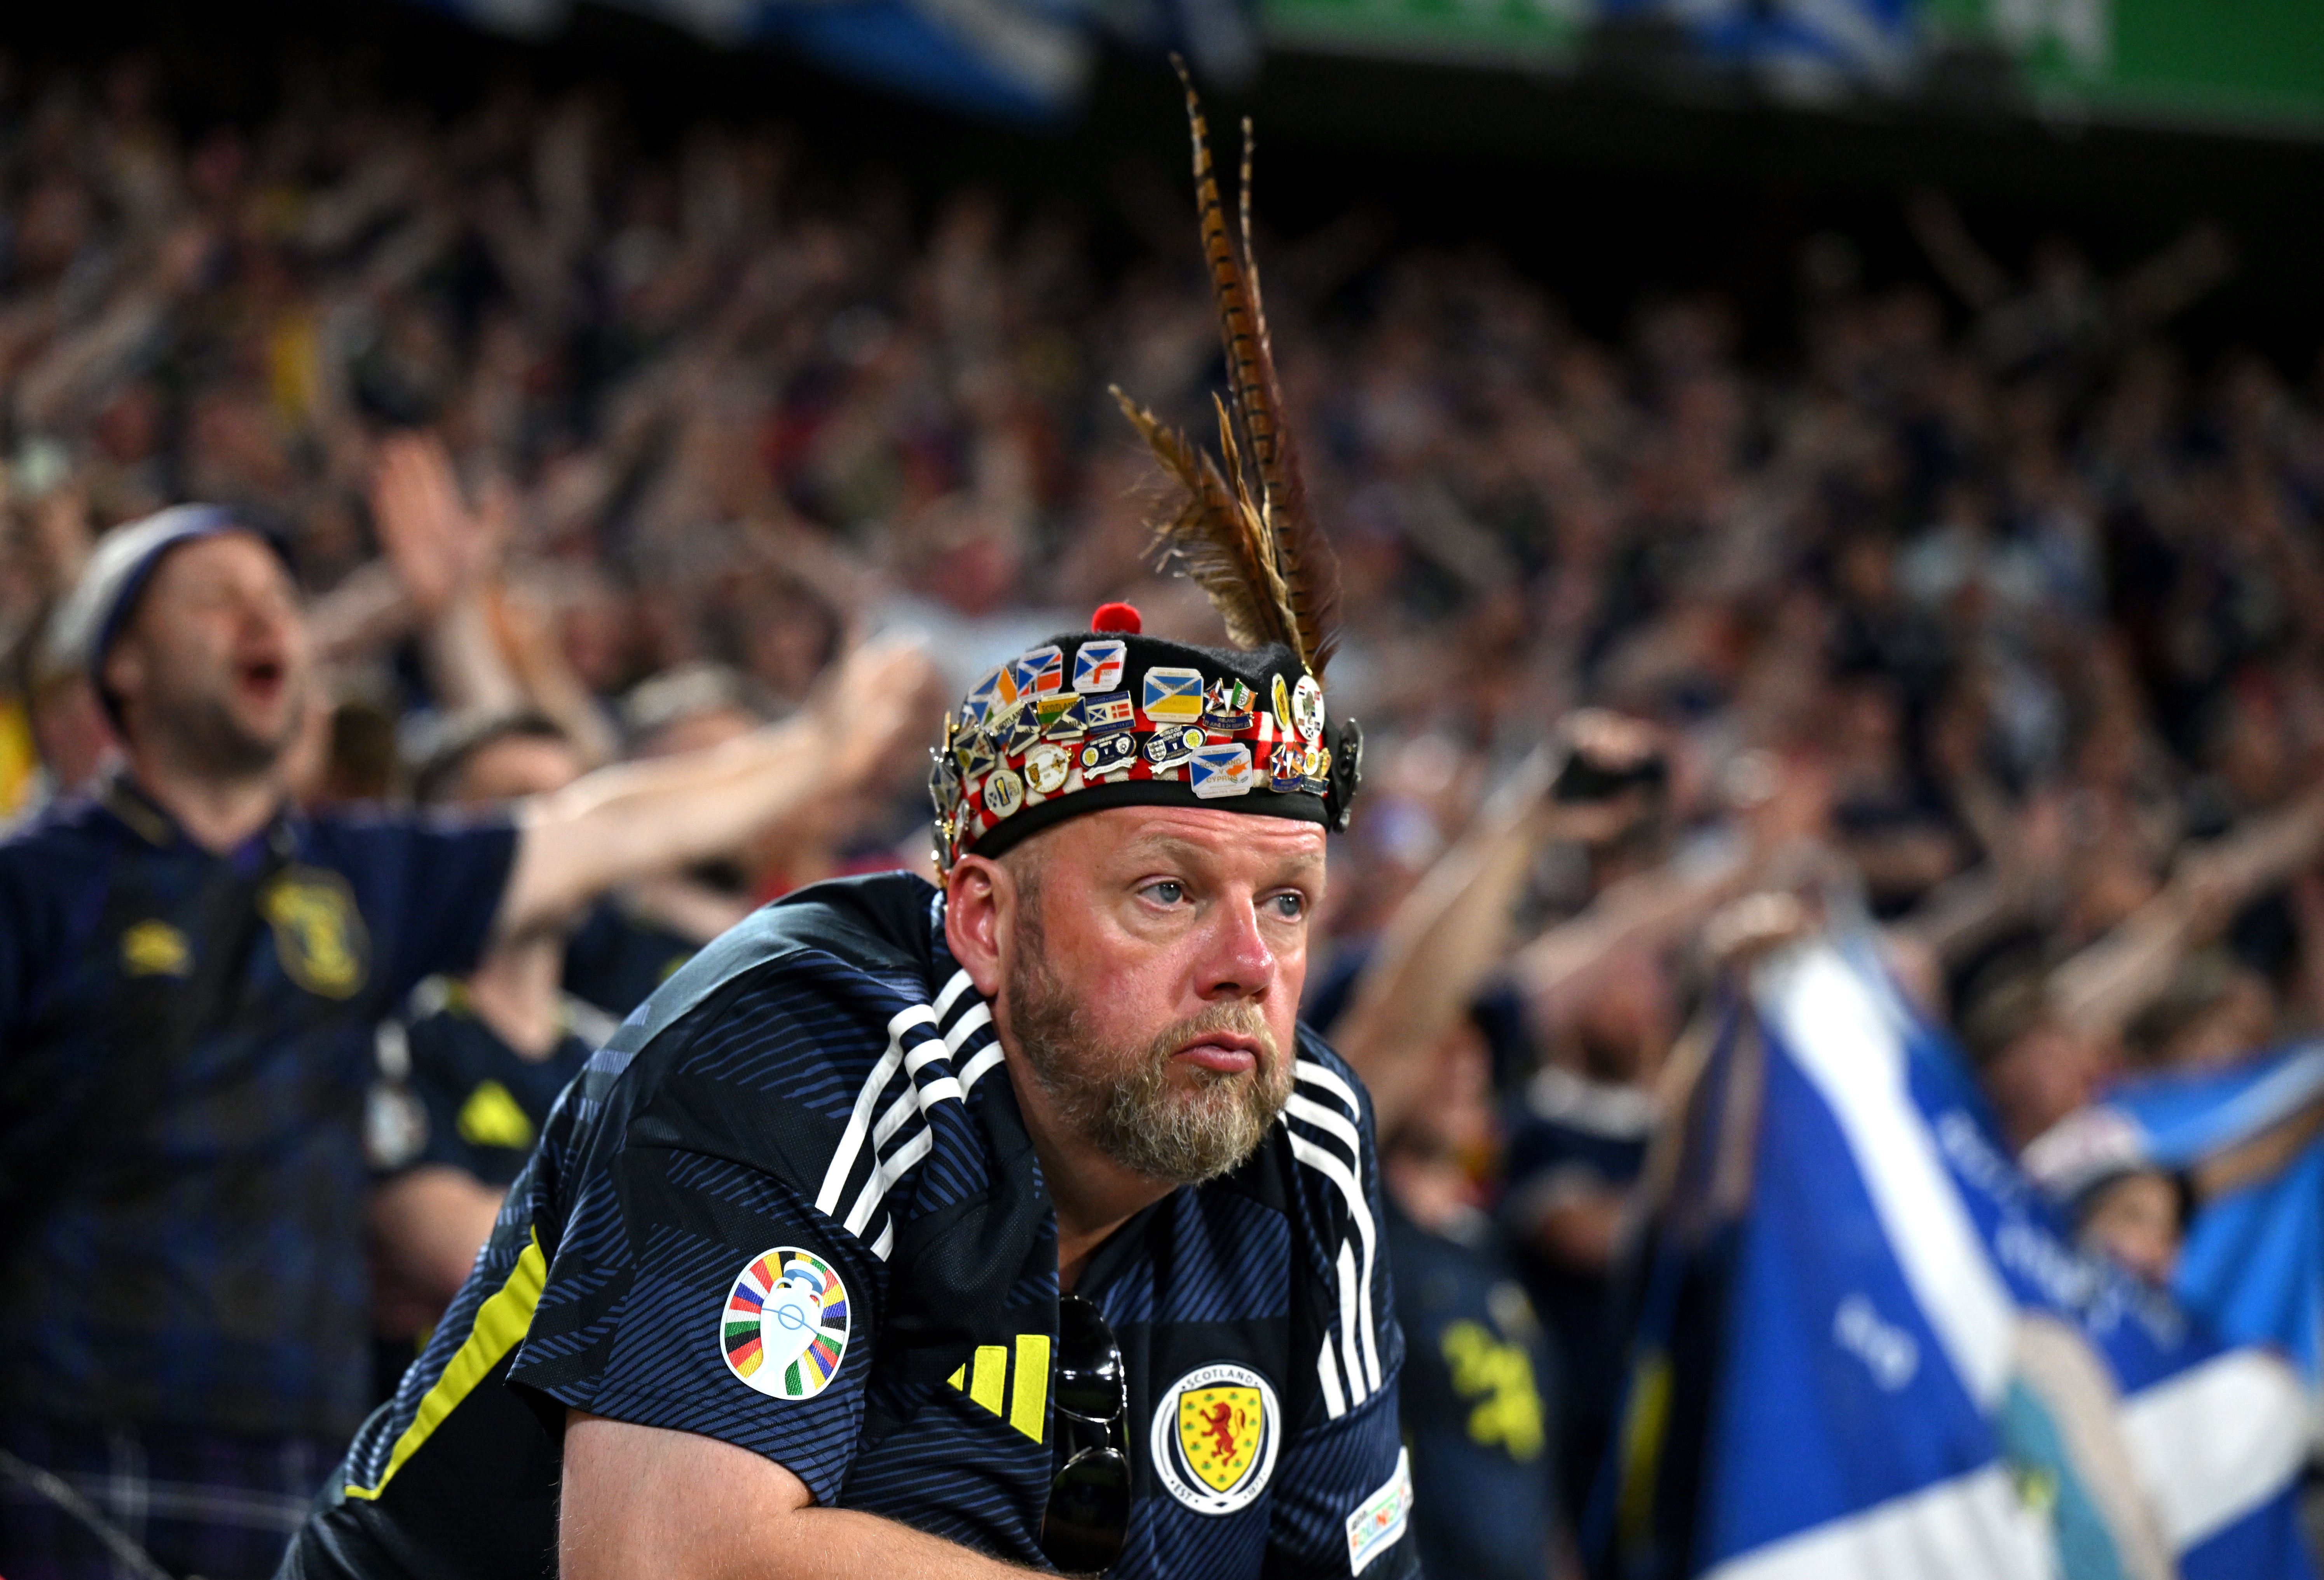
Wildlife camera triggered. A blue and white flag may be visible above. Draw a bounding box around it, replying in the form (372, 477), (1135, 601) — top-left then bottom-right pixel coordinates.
(2071, 1041), (2324, 1387)
(1609, 936), (2313, 1580)
(1595, 0), (1922, 98)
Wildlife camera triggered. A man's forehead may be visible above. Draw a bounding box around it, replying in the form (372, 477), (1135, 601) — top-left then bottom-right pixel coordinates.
(157, 529), (293, 585)
(133, 534), (303, 633)
(1078, 805), (1327, 869)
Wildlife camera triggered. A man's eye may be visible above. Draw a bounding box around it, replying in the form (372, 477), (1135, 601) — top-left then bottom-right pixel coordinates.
(1268, 893), (1306, 920)
(1144, 880), (1185, 906)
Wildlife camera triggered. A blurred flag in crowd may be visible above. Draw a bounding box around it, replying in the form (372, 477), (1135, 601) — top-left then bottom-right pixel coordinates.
(1602, 936), (2314, 1580)
(2045, 1041), (2324, 1389)
(402, 0), (1256, 117)
(1598, 0), (1922, 96)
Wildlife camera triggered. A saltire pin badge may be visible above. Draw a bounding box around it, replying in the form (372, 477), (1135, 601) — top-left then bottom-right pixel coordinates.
(962, 666), (1005, 727)
(954, 728), (997, 777)
(1010, 645), (1064, 699)
(1000, 709), (1044, 757)
(1190, 742), (1255, 799)
(1143, 666), (1207, 723)
(1075, 639), (1127, 695)
(1082, 692), (1136, 735)
(1042, 695), (1090, 740)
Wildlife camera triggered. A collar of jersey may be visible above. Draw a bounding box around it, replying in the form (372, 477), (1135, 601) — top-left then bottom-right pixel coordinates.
(99, 770), (297, 862)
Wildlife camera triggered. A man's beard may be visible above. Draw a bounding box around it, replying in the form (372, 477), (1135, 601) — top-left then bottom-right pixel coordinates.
(153, 671), (306, 778)
(1007, 921), (1293, 1186)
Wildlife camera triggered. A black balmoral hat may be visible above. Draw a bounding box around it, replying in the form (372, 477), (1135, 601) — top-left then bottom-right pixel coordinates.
(931, 71), (1365, 871)
(930, 605), (1362, 870)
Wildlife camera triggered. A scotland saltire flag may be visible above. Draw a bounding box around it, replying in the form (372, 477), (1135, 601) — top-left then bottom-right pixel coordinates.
(1602, 935), (2313, 1580)
(2082, 1041), (2324, 1386)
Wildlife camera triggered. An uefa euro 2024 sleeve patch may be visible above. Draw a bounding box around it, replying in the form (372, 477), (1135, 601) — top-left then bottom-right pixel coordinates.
(1150, 1363), (1279, 1515)
(721, 1248), (850, 1399)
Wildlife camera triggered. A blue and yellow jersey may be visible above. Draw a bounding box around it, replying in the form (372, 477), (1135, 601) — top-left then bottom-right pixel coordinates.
(371, 977), (611, 1190)
(0, 775), (518, 1441)
(288, 872), (1416, 1578)
(1387, 1197), (1558, 1580)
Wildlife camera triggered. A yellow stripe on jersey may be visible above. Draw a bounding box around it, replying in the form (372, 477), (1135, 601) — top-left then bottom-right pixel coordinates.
(947, 1334), (1051, 1443)
(969, 1345), (1010, 1418)
(1007, 1334), (1050, 1442)
(345, 1231), (548, 1501)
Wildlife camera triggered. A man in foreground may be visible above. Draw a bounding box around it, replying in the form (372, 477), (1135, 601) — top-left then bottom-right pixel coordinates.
(286, 82), (1413, 1570)
(281, 602), (1407, 1578)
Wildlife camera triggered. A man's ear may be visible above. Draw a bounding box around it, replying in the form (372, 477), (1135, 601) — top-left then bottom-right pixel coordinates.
(943, 856), (1010, 1000)
(100, 639), (143, 719)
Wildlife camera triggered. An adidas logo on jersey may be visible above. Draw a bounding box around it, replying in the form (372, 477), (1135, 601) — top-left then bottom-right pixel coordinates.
(947, 1334), (1052, 1443)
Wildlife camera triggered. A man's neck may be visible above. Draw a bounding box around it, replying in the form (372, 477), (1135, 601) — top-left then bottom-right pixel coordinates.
(999, 1055), (1176, 1294)
(464, 937), (571, 1060)
(124, 745), (284, 853)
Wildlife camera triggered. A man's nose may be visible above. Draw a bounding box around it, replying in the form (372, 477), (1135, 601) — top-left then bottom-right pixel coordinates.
(236, 590), (298, 645)
(1197, 895), (1277, 1001)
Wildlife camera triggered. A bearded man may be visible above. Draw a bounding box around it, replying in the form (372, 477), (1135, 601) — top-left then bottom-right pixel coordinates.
(284, 73), (1410, 1578)
(280, 603), (1409, 1580)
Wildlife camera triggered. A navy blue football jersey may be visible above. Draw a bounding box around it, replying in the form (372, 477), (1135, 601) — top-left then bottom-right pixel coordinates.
(284, 872), (1416, 1579)
(0, 776), (516, 1440)
(369, 977), (612, 1189)
(1387, 1198), (1556, 1580)
(1500, 1063), (1654, 1525)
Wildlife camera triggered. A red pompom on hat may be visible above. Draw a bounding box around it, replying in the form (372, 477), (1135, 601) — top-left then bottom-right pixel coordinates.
(1090, 601), (1143, 633)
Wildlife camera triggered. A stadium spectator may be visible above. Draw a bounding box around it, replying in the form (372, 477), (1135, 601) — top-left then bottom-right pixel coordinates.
(0, 505), (929, 1577)
(365, 709), (614, 1388)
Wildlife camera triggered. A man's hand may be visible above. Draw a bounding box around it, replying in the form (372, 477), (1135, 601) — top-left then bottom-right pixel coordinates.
(812, 637), (944, 788)
(561, 1414), (1036, 1579)
(1542, 709), (1666, 846)
(370, 432), (500, 619)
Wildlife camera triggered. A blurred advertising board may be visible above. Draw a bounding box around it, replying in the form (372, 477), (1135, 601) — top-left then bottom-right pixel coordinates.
(1258, 0), (2324, 135)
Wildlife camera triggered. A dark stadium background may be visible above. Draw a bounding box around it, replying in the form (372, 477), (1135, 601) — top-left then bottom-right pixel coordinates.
(13, 0), (2323, 370)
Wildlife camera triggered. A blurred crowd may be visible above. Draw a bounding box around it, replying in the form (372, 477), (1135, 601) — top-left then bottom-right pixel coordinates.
(6, 40), (2324, 1580)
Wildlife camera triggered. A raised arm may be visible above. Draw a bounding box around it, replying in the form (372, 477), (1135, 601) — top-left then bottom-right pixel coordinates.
(492, 639), (932, 941)
(561, 1414), (1037, 1579)
(1335, 714), (1677, 1132)
(1331, 752), (1553, 1132)
(2049, 787), (2324, 1041)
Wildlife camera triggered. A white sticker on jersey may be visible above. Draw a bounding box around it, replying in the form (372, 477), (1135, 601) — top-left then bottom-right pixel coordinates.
(1345, 1446), (1412, 1575)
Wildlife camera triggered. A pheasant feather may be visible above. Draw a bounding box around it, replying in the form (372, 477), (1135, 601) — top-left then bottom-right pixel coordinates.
(1110, 61), (1343, 680)
(1110, 387), (1286, 652)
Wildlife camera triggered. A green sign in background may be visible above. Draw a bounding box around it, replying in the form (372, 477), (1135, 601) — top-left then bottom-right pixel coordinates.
(1261, 0), (2324, 134)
